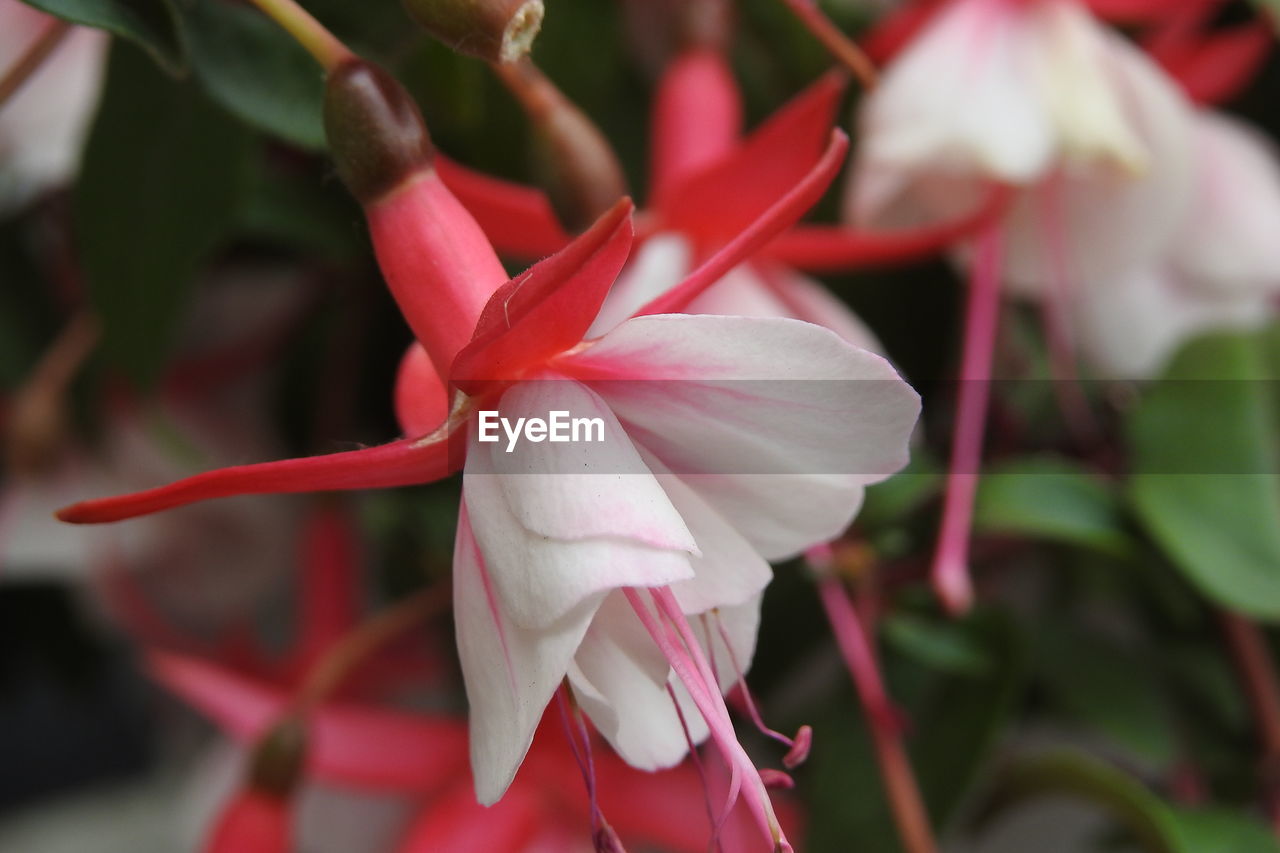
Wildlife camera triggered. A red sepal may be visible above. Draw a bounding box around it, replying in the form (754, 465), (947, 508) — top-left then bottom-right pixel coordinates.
(204, 791), (291, 853)
(450, 198), (635, 392)
(635, 130), (850, 317)
(57, 432), (460, 524)
(765, 184), (1013, 271)
(436, 156), (571, 259)
(656, 70), (847, 249)
(148, 650), (469, 792)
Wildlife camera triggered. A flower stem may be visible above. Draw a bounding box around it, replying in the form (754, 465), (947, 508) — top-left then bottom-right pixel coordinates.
(243, 0), (353, 71)
(0, 17), (71, 110)
(1219, 610), (1280, 835)
(290, 581), (451, 711)
(932, 224), (1003, 616)
(775, 0), (878, 89)
(816, 573), (938, 853)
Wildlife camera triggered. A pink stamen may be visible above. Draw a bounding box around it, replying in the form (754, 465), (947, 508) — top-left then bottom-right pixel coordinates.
(759, 769), (796, 790)
(931, 224), (1004, 616)
(709, 611), (812, 768)
(665, 683), (725, 853)
(624, 587), (792, 852)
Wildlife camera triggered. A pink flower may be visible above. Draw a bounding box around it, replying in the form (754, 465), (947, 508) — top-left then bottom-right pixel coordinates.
(0, 0), (107, 211)
(60, 61), (921, 849)
(1070, 111), (1280, 377)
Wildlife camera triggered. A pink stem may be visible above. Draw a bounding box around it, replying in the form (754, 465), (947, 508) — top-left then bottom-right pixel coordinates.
(931, 224), (1003, 616)
(816, 574), (938, 853)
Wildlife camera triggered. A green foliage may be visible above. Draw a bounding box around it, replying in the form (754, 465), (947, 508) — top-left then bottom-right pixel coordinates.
(1127, 331), (1280, 621)
(20, 0), (184, 71)
(75, 43), (252, 387)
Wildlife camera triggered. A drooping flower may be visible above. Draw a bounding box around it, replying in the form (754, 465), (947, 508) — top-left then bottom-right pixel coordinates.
(1069, 110), (1280, 378)
(59, 58), (921, 850)
(0, 0), (107, 212)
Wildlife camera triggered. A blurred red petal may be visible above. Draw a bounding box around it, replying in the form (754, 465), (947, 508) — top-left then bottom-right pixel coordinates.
(398, 782), (547, 852)
(635, 130), (849, 317)
(656, 71), (846, 248)
(436, 156), (571, 259)
(204, 791), (291, 853)
(649, 49), (743, 208)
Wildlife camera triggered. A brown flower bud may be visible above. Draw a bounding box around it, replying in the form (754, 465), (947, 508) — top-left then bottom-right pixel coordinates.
(247, 716), (308, 798)
(324, 60), (435, 204)
(402, 0), (544, 64)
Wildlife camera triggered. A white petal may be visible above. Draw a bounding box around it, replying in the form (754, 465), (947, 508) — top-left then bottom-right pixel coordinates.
(587, 233), (692, 337)
(1171, 112), (1280, 294)
(858, 0), (1054, 184)
(454, 508), (601, 805)
(567, 593), (704, 770)
(1075, 266), (1272, 379)
(463, 385), (696, 629)
(566, 314), (920, 559)
(1000, 16), (1195, 292)
(688, 264), (883, 353)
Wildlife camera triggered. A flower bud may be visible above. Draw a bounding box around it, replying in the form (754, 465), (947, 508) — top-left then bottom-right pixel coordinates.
(402, 0), (544, 63)
(323, 59), (434, 204)
(247, 716), (308, 798)
(497, 59), (628, 232)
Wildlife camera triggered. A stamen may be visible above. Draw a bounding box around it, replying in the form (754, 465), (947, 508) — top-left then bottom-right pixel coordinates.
(708, 611), (812, 768)
(627, 587), (793, 852)
(665, 683), (725, 853)
(931, 224), (1004, 616)
(557, 683), (621, 849)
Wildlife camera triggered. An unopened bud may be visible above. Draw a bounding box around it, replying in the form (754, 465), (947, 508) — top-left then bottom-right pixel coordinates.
(496, 59), (628, 232)
(324, 60), (434, 204)
(680, 0), (732, 51)
(248, 716), (308, 797)
(403, 0), (544, 63)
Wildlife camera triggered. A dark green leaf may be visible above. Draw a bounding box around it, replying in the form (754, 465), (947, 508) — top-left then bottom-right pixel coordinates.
(977, 751), (1189, 853)
(180, 0), (326, 148)
(1037, 627), (1178, 768)
(974, 455), (1133, 556)
(1127, 331), (1280, 620)
(1171, 809), (1280, 853)
(20, 0), (184, 72)
(75, 43), (252, 387)
(882, 612), (992, 676)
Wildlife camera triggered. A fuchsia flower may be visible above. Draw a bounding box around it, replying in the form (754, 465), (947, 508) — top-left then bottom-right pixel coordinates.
(150, 650), (782, 852)
(60, 59), (921, 849)
(436, 41), (1005, 346)
(0, 0), (107, 212)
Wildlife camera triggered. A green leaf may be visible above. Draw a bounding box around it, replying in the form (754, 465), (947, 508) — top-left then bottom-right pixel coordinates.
(978, 751), (1189, 853)
(1127, 331), (1280, 620)
(1171, 809), (1280, 853)
(1037, 626), (1178, 768)
(974, 456), (1133, 556)
(20, 0), (184, 72)
(75, 43), (252, 387)
(882, 611), (992, 676)
(180, 0), (326, 148)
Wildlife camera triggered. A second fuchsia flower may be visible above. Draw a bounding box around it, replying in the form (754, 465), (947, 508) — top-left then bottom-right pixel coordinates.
(59, 56), (922, 850)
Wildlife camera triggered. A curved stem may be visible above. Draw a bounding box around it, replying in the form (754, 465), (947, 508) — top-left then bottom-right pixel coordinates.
(0, 18), (71, 110)
(243, 0), (353, 71)
(290, 582), (451, 711)
(776, 0), (879, 89)
(816, 571), (938, 853)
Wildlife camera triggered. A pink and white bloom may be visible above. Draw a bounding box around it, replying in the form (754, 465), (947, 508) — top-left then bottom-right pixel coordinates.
(61, 59), (921, 850)
(0, 0), (107, 212)
(1071, 111), (1280, 378)
(847, 0), (1196, 290)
